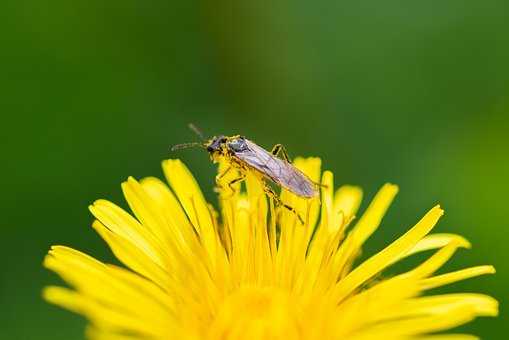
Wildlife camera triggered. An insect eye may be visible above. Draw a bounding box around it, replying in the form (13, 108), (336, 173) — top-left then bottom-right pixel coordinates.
(229, 139), (247, 152)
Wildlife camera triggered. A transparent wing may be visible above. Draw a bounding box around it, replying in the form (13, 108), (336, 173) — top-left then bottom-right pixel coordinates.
(233, 140), (318, 198)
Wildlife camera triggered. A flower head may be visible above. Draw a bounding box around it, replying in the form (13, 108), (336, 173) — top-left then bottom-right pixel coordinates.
(44, 157), (497, 339)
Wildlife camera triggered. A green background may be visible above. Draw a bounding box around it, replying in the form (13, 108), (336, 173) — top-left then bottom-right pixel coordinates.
(1, 1), (508, 339)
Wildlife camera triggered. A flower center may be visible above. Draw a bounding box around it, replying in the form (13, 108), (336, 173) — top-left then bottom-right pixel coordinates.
(208, 287), (302, 340)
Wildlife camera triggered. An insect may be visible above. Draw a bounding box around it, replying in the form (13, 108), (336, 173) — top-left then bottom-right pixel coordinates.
(172, 124), (320, 224)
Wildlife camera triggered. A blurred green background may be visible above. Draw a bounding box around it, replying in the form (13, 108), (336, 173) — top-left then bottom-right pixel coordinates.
(1, 1), (508, 339)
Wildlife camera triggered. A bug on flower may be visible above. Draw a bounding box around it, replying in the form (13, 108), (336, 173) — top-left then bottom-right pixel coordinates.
(172, 124), (320, 223)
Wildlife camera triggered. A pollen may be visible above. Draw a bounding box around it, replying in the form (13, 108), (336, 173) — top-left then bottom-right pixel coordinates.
(208, 287), (301, 340)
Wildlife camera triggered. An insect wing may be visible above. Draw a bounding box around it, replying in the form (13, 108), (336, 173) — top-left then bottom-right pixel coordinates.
(234, 140), (318, 198)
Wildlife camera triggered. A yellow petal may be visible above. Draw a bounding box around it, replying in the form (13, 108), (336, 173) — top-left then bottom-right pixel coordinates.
(332, 205), (443, 304)
(277, 157), (322, 288)
(333, 183), (399, 278)
(333, 185), (363, 221)
(139, 176), (204, 264)
(420, 265), (496, 290)
(413, 335), (479, 340)
(348, 183), (399, 247)
(43, 286), (170, 337)
(44, 246), (173, 321)
(121, 177), (175, 251)
(319, 170), (335, 232)
(409, 294), (497, 317)
(140, 176), (196, 239)
(371, 294), (497, 327)
(216, 157), (242, 200)
(245, 171), (274, 285)
(162, 159), (218, 265)
(280, 157), (321, 228)
(333, 276), (420, 337)
(245, 170), (268, 223)
(351, 306), (478, 338)
(400, 240), (470, 279)
(401, 233), (471, 260)
(89, 199), (166, 268)
(295, 171), (343, 298)
(92, 220), (170, 290)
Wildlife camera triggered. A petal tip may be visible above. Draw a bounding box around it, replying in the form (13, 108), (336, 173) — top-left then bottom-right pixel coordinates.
(89, 199), (110, 209)
(41, 286), (53, 301)
(433, 204), (445, 216)
(461, 238), (472, 249)
(122, 176), (138, 188)
(163, 159), (181, 166)
(385, 183), (399, 192)
(42, 254), (53, 267)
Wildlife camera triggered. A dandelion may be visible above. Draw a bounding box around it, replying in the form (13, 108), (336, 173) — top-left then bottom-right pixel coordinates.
(44, 157), (497, 339)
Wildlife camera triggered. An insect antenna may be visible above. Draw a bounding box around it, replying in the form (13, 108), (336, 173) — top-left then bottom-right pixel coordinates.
(171, 142), (203, 151)
(171, 124), (207, 152)
(188, 123), (205, 140)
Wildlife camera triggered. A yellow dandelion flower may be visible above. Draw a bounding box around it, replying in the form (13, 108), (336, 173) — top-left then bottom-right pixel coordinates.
(43, 157), (498, 340)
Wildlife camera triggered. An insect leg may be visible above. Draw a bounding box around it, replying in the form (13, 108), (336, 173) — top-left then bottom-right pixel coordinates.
(217, 171), (246, 198)
(271, 144), (290, 162)
(215, 166), (233, 195)
(263, 185), (304, 224)
(311, 180), (328, 189)
(216, 166), (233, 182)
(227, 174), (246, 193)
